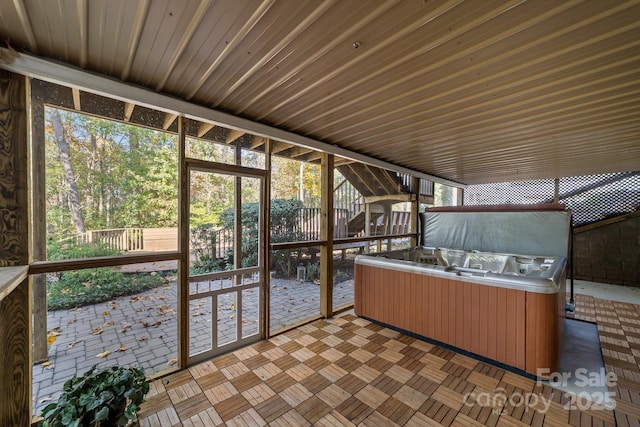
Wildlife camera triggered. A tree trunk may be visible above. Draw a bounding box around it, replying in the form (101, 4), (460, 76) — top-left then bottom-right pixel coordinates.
(51, 109), (85, 234)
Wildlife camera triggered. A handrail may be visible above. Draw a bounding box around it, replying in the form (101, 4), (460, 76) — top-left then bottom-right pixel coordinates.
(28, 251), (180, 275)
(333, 177), (363, 220)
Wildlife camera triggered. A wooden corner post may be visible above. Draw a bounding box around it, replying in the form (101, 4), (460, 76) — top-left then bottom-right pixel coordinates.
(320, 153), (334, 318)
(0, 70), (32, 426)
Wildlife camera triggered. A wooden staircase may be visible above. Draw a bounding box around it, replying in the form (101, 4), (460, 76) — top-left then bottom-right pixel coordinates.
(335, 163), (415, 237)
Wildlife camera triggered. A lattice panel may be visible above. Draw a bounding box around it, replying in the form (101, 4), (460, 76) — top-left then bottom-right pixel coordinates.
(463, 180), (555, 206)
(464, 172), (640, 226)
(560, 172), (640, 226)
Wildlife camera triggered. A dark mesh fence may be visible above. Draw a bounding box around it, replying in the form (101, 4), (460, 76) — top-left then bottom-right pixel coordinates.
(464, 172), (640, 226)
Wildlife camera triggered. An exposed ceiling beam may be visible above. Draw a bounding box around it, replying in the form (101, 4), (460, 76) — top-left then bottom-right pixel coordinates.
(271, 141), (291, 154)
(226, 129), (245, 144)
(72, 87), (81, 110)
(289, 146), (314, 159)
(335, 158), (354, 167)
(250, 136), (267, 149)
(123, 102), (135, 122)
(305, 152), (322, 162)
(197, 123), (215, 138)
(162, 113), (177, 130)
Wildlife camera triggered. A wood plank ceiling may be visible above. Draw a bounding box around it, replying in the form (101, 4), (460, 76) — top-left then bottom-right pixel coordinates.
(0, 0), (639, 185)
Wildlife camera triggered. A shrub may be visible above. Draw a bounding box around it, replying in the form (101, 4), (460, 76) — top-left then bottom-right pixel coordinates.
(46, 241), (166, 310)
(189, 224), (227, 274)
(219, 199), (307, 276)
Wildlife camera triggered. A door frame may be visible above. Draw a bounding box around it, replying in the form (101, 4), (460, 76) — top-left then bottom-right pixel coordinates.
(182, 158), (269, 366)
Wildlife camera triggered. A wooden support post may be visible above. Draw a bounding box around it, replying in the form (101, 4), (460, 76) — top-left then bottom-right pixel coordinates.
(364, 203), (371, 254)
(0, 70), (31, 425)
(30, 81), (48, 362)
(320, 154), (334, 318)
(178, 116), (189, 369)
(234, 143), (242, 287)
(411, 177), (419, 247)
(554, 178), (560, 203)
(262, 140), (272, 338)
(384, 202), (392, 250)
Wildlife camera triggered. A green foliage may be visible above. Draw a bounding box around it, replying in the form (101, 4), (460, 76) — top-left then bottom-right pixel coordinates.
(46, 241), (166, 310)
(48, 239), (120, 260)
(190, 224), (227, 274)
(305, 261), (320, 281)
(271, 157), (321, 206)
(219, 199), (306, 273)
(45, 108), (178, 240)
(41, 365), (149, 427)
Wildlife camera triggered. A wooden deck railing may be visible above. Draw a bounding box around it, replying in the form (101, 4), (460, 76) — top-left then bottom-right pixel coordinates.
(58, 207), (410, 258)
(60, 228), (144, 252)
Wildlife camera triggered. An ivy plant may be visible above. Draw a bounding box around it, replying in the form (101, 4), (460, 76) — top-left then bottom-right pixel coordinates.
(41, 366), (149, 427)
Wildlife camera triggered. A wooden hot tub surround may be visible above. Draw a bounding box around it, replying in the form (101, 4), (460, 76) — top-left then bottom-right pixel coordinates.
(356, 204), (572, 378)
(354, 257), (566, 376)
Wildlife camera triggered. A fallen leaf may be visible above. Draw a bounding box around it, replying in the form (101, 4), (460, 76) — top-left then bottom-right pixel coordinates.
(39, 396), (52, 403)
(167, 359), (178, 366)
(102, 311), (110, 316)
(151, 271), (157, 276)
(116, 344), (128, 352)
(96, 351), (110, 358)
(142, 321), (161, 328)
(103, 321), (115, 327)
(157, 295), (166, 300)
(70, 307), (82, 312)
(138, 336), (148, 341)
(192, 312), (204, 317)
(108, 301), (117, 309)
(67, 340), (83, 348)
(47, 335), (57, 345)
(91, 326), (104, 335)
(67, 319), (77, 325)
(40, 360), (52, 367)
(119, 322), (132, 333)
(229, 315), (235, 320)
(157, 305), (175, 315)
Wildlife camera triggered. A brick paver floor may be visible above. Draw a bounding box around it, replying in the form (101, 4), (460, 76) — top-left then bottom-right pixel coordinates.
(32, 277), (354, 415)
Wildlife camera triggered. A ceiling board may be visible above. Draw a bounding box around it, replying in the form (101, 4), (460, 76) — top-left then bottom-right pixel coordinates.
(1, 0), (638, 185)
